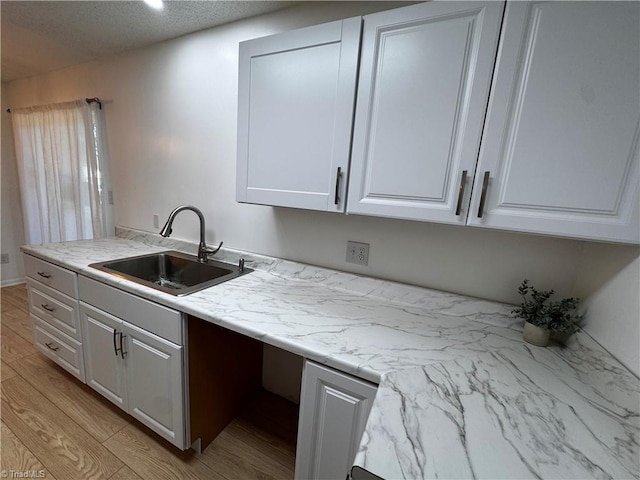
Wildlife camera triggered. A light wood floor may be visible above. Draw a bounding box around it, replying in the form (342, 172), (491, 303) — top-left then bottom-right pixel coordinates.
(0, 284), (298, 480)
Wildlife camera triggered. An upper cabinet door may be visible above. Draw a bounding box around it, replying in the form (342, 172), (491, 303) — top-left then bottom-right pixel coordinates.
(347, 2), (505, 224)
(469, 2), (640, 243)
(236, 18), (362, 212)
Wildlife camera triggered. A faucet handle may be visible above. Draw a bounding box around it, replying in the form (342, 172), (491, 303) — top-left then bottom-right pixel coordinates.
(205, 241), (223, 257)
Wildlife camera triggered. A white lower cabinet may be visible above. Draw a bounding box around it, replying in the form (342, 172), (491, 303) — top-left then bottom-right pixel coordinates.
(79, 278), (186, 449)
(296, 361), (377, 480)
(82, 304), (127, 410)
(24, 254), (85, 382)
(125, 321), (184, 445)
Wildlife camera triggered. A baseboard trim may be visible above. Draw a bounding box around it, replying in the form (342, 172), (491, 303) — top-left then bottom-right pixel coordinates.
(1, 277), (26, 288)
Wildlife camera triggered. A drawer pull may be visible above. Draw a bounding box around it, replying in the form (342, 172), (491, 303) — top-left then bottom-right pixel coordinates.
(37, 271), (52, 279)
(41, 303), (56, 312)
(45, 342), (59, 352)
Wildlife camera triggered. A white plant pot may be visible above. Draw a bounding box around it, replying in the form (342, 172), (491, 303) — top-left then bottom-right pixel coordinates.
(522, 322), (550, 347)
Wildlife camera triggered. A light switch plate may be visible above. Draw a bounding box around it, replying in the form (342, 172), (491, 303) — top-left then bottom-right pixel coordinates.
(346, 241), (369, 266)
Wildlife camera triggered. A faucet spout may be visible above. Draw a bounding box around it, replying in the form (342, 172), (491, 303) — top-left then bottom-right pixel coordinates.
(159, 205), (222, 262)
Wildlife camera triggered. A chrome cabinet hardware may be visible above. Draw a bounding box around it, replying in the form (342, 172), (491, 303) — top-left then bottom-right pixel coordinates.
(37, 271), (52, 279)
(477, 171), (490, 218)
(455, 170), (468, 216)
(45, 342), (59, 352)
(41, 303), (55, 312)
(334, 167), (342, 205)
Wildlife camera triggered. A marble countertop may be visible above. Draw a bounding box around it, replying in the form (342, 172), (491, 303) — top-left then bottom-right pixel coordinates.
(355, 346), (639, 479)
(21, 230), (640, 479)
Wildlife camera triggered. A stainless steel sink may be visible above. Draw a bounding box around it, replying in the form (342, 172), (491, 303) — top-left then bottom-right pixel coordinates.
(89, 251), (252, 296)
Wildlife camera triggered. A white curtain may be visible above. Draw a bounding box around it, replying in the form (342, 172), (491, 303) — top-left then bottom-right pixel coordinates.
(11, 99), (110, 244)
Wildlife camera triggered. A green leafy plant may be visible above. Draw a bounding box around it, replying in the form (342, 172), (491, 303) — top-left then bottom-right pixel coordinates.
(512, 279), (581, 333)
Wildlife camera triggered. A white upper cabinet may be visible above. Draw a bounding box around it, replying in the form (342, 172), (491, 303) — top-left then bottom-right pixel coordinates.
(237, 1), (639, 244)
(347, 2), (505, 224)
(468, 2), (640, 243)
(236, 18), (362, 212)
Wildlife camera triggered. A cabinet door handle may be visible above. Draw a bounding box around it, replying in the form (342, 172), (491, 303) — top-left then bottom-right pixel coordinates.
(45, 342), (59, 352)
(334, 167), (342, 205)
(37, 271), (52, 279)
(41, 303), (55, 312)
(477, 171), (490, 218)
(119, 334), (127, 359)
(455, 170), (468, 216)
(113, 330), (121, 357)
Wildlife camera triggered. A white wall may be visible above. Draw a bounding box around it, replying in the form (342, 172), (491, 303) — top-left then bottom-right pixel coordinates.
(1, 83), (25, 285)
(4, 2), (638, 374)
(573, 244), (640, 376)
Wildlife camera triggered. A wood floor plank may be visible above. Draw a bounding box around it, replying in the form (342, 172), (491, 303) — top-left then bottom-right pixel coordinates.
(104, 422), (226, 480)
(1, 376), (123, 480)
(1, 324), (37, 363)
(2, 307), (34, 342)
(12, 353), (130, 443)
(199, 428), (294, 480)
(1, 360), (18, 382)
(107, 465), (143, 480)
(224, 419), (297, 473)
(1, 285), (29, 313)
(1, 420), (57, 479)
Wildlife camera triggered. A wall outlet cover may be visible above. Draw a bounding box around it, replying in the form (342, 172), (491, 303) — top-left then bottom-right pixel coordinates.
(346, 241), (369, 266)
(0, 253), (8, 264)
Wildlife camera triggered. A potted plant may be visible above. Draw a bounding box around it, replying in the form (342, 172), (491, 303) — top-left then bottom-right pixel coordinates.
(512, 280), (581, 346)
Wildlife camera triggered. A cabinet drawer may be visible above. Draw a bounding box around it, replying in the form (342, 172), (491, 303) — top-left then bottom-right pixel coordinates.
(32, 316), (85, 382)
(27, 279), (81, 341)
(79, 276), (182, 345)
(24, 254), (77, 297)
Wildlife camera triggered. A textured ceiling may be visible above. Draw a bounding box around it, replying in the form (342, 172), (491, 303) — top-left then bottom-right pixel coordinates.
(1, 1), (297, 82)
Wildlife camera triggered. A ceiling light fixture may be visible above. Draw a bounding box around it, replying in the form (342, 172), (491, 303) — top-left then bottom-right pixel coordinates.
(143, 0), (164, 10)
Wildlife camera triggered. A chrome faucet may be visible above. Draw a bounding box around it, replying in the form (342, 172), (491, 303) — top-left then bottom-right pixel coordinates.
(159, 205), (222, 263)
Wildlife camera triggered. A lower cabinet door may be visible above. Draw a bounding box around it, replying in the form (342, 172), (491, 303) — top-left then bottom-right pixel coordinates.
(124, 322), (185, 449)
(80, 303), (127, 409)
(295, 361), (377, 480)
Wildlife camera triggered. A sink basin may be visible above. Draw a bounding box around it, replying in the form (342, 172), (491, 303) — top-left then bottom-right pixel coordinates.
(89, 251), (252, 296)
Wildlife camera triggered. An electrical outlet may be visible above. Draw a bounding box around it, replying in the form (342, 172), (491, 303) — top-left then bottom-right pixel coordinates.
(153, 214), (160, 229)
(107, 190), (114, 205)
(346, 241), (369, 266)
(0, 253), (8, 264)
